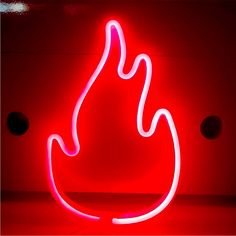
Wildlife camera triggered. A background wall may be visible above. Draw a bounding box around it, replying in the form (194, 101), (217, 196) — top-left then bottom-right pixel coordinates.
(2, 0), (236, 195)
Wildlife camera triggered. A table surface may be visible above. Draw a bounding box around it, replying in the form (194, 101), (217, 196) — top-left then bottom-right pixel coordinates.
(1, 192), (236, 235)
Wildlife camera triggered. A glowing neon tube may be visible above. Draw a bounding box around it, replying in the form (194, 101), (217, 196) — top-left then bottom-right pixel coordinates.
(47, 20), (181, 224)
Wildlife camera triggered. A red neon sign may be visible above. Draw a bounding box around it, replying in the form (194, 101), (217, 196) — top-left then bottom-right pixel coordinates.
(47, 20), (181, 224)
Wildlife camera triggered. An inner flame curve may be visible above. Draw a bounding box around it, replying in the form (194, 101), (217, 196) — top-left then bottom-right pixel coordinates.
(47, 20), (181, 224)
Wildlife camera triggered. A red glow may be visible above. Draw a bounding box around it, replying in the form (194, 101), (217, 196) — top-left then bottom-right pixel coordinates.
(47, 20), (180, 224)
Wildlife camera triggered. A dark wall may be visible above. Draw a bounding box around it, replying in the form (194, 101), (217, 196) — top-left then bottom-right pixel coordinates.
(2, 0), (236, 195)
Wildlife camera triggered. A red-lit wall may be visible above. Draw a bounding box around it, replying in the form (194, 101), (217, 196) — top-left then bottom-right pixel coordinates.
(2, 1), (236, 195)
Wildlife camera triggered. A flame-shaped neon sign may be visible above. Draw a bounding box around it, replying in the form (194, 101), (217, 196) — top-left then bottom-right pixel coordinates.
(47, 20), (181, 224)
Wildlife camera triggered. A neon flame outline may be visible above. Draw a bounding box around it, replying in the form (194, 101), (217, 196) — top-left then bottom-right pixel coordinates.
(47, 20), (181, 224)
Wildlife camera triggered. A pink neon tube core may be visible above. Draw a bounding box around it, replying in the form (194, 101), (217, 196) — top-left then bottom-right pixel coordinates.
(47, 20), (181, 224)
